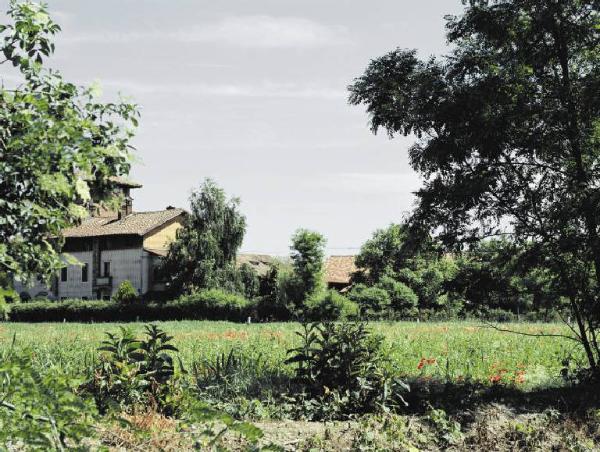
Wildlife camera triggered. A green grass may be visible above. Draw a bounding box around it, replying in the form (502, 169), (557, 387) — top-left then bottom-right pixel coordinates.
(0, 321), (583, 389)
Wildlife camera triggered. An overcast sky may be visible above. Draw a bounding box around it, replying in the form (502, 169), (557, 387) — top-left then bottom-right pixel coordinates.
(2, 0), (465, 255)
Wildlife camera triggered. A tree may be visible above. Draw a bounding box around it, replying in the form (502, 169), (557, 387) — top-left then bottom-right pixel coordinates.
(354, 223), (455, 313)
(161, 179), (246, 294)
(449, 240), (565, 318)
(113, 280), (138, 304)
(289, 229), (327, 307)
(349, 1), (600, 371)
(0, 1), (139, 291)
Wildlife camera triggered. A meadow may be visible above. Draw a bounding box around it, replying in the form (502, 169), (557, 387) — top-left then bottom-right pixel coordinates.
(0, 320), (582, 389)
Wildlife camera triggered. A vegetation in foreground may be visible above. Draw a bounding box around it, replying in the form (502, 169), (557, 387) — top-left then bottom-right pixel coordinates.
(0, 320), (598, 450)
(0, 320), (583, 389)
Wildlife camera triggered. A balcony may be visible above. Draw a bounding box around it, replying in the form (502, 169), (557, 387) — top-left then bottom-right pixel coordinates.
(94, 276), (112, 288)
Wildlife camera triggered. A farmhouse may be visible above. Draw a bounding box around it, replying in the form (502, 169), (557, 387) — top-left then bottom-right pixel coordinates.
(14, 175), (359, 300)
(14, 178), (186, 300)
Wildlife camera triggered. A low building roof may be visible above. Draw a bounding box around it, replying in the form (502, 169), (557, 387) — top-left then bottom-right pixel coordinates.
(236, 254), (279, 276)
(63, 208), (185, 238)
(325, 255), (358, 284)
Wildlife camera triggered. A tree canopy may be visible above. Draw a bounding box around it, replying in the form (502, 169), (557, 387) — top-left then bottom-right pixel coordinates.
(161, 179), (246, 295)
(0, 1), (139, 288)
(349, 0), (600, 371)
(288, 229), (327, 312)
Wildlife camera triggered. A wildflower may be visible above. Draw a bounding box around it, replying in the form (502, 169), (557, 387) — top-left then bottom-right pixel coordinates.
(489, 374), (502, 384)
(514, 370), (526, 384)
(417, 357), (437, 370)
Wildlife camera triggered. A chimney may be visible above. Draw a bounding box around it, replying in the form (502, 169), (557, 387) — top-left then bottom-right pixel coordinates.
(118, 188), (133, 219)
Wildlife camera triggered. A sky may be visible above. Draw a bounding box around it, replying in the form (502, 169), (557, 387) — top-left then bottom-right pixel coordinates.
(1, 0), (466, 255)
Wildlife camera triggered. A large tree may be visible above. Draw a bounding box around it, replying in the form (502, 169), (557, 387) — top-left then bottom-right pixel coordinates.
(161, 179), (246, 294)
(349, 1), (600, 372)
(0, 1), (139, 290)
(290, 229), (327, 301)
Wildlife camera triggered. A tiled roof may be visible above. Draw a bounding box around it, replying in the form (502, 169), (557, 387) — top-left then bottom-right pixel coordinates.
(63, 208), (185, 238)
(236, 254), (278, 276)
(325, 255), (358, 284)
(108, 176), (143, 188)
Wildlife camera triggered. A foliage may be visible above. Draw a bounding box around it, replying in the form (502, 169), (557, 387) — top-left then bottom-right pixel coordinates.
(192, 349), (290, 411)
(0, 298), (10, 321)
(0, 348), (98, 449)
(176, 289), (252, 321)
(238, 263), (260, 300)
(0, 0), (139, 284)
(349, 284), (392, 319)
(355, 223), (433, 284)
(161, 178), (246, 295)
(0, 320), (582, 396)
(449, 240), (566, 319)
(304, 290), (359, 321)
(251, 264), (295, 321)
(350, 0), (600, 372)
(8, 289), (252, 323)
(376, 275), (419, 317)
(83, 324), (178, 414)
(113, 279), (138, 304)
(285, 322), (409, 419)
(354, 223), (456, 315)
(289, 229), (327, 310)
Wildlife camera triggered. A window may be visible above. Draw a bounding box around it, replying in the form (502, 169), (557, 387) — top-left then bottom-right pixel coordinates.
(103, 262), (111, 277)
(81, 263), (89, 282)
(60, 267), (67, 282)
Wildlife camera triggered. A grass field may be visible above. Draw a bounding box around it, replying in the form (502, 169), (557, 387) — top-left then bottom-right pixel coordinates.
(0, 321), (583, 389)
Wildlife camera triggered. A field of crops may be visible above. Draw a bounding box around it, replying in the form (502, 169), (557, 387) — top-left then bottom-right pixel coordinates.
(0, 321), (582, 389)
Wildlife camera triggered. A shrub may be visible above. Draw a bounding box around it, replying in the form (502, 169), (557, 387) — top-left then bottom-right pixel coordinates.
(113, 280), (138, 304)
(0, 299), (10, 321)
(285, 322), (408, 419)
(175, 289), (251, 321)
(238, 263), (260, 299)
(304, 290), (359, 321)
(0, 349), (98, 448)
(8, 289), (252, 323)
(349, 284), (392, 319)
(377, 276), (419, 317)
(82, 324), (178, 414)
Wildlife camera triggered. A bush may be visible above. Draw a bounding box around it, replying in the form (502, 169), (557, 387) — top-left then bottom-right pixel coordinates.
(376, 276), (418, 317)
(348, 284), (392, 319)
(175, 289), (251, 321)
(82, 324), (177, 414)
(0, 299), (10, 321)
(0, 350), (98, 448)
(285, 322), (409, 419)
(304, 290), (359, 321)
(113, 280), (138, 304)
(8, 289), (253, 323)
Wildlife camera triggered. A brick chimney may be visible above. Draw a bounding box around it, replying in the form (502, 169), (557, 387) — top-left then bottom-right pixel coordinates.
(118, 188), (133, 219)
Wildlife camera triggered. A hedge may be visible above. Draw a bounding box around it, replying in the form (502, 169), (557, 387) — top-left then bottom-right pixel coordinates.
(8, 289), (253, 323)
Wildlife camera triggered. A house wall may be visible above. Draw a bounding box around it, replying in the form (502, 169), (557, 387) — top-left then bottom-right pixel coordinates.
(143, 219), (182, 250)
(14, 240), (169, 301)
(57, 251), (94, 299)
(13, 279), (54, 300)
(100, 248), (144, 297)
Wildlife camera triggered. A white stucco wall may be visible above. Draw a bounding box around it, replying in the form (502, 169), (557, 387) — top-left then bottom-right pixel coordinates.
(13, 248), (160, 300)
(57, 251), (93, 299)
(13, 278), (53, 300)
(101, 248), (144, 296)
